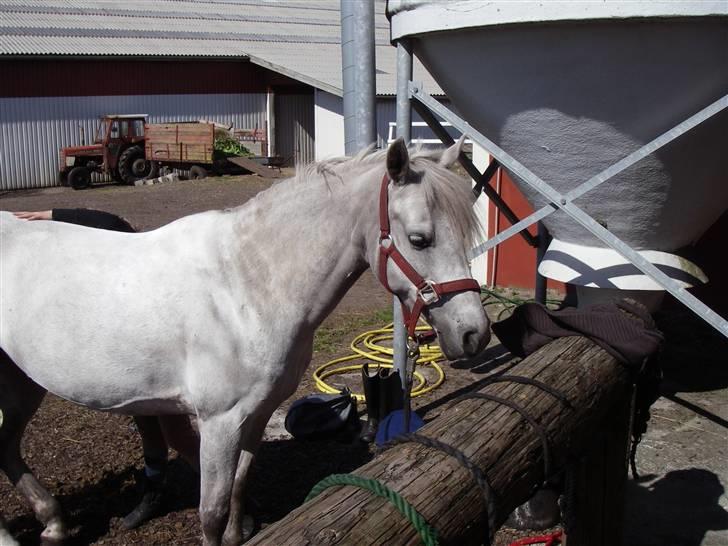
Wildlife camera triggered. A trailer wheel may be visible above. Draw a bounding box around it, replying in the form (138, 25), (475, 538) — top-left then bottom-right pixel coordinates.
(68, 166), (91, 190)
(189, 165), (207, 180)
(118, 145), (147, 184)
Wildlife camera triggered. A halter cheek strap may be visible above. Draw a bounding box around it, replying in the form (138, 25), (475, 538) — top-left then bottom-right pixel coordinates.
(377, 174), (481, 339)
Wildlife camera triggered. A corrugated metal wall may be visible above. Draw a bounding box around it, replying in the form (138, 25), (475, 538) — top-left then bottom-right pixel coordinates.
(275, 93), (314, 166)
(0, 93), (266, 190)
(376, 98), (398, 148)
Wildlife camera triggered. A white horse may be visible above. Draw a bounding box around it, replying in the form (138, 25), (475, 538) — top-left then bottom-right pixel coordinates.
(0, 138), (490, 546)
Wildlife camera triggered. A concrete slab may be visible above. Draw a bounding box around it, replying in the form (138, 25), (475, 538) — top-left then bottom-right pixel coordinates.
(624, 304), (728, 546)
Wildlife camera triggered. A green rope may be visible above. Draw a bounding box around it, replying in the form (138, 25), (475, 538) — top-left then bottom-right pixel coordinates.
(306, 474), (439, 546)
(480, 287), (563, 320)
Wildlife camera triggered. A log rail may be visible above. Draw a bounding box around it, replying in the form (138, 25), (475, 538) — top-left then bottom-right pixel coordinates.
(248, 336), (634, 545)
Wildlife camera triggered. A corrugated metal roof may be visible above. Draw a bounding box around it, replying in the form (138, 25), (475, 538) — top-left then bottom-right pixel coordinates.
(0, 0), (443, 96)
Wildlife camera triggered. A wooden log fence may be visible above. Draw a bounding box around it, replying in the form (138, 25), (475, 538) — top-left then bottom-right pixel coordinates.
(247, 335), (635, 545)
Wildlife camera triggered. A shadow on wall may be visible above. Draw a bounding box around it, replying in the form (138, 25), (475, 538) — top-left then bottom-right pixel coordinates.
(624, 468), (728, 546)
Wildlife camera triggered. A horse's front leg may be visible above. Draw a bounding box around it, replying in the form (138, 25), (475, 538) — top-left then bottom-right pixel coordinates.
(221, 411), (271, 546)
(197, 410), (247, 546)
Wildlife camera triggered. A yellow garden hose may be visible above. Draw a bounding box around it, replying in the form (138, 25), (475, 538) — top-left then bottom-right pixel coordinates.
(313, 323), (445, 402)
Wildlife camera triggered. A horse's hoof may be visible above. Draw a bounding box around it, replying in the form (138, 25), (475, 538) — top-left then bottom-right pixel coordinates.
(242, 514), (256, 542)
(121, 478), (165, 530)
(39, 519), (67, 545)
(222, 514), (257, 545)
(505, 488), (561, 531)
(39, 531), (66, 545)
(0, 533), (20, 546)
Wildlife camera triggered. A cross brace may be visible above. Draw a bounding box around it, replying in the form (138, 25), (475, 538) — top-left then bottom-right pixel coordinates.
(409, 82), (728, 339)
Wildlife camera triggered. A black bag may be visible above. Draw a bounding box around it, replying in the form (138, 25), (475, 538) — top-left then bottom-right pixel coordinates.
(284, 389), (361, 442)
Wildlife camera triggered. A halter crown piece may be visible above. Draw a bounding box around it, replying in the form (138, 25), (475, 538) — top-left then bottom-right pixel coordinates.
(377, 174), (481, 341)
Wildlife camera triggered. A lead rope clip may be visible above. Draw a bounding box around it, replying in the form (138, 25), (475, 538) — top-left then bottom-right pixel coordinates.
(403, 337), (420, 433)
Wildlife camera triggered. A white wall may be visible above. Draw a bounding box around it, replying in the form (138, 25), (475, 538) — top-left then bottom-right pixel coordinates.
(314, 89), (345, 161)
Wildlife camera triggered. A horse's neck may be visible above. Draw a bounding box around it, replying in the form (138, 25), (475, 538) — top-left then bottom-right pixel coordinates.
(232, 168), (380, 330)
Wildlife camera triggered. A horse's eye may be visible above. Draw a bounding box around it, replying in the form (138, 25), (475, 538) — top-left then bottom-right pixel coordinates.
(408, 233), (431, 249)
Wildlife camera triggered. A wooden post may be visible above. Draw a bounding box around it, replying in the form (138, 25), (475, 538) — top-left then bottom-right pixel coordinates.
(247, 336), (637, 545)
(563, 386), (632, 546)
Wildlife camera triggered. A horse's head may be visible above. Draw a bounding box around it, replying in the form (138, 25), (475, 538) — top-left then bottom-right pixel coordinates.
(371, 137), (491, 361)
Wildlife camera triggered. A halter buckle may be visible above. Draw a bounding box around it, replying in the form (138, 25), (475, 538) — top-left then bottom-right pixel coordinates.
(418, 281), (440, 306)
(379, 234), (393, 249)
(407, 337), (421, 360)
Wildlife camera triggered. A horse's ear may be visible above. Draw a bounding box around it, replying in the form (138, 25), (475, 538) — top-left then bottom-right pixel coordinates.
(387, 138), (409, 184)
(439, 135), (465, 168)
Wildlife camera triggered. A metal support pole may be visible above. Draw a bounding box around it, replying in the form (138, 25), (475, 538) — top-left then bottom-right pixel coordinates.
(340, 0), (356, 155)
(535, 222), (549, 304)
(411, 85), (728, 339)
(341, 0), (376, 154)
(266, 87), (275, 157)
(396, 41), (413, 143)
(353, 0), (377, 149)
(393, 39), (413, 389)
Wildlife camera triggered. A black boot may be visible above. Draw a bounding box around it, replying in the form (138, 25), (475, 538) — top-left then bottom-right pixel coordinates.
(378, 368), (404, 420)
(359, 363), (381, 443)
(122, 473), (165, 530)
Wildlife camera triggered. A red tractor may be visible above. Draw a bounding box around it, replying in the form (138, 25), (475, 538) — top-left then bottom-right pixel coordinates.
(59, 114), (157, 189)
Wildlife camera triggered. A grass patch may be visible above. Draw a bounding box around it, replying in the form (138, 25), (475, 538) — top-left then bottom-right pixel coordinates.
(314, 308), (394, 354)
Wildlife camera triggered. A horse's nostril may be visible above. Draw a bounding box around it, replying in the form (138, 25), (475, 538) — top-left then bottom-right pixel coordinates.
(463, 329), (485, 356)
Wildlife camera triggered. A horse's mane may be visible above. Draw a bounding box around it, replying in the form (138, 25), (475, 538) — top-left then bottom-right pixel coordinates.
(293, 145), (482, 247)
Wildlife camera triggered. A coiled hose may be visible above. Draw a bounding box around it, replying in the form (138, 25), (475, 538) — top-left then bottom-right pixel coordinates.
(313, 289), (562, 401)
(312, 323), (445, 402)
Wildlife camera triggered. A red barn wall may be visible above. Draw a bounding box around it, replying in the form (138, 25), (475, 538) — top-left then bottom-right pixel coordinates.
(487, 168), (565, 294)
(0, 59), (310, 98)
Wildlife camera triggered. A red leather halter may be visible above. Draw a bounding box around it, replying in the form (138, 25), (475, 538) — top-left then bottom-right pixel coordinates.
(377, 174), (481, 339)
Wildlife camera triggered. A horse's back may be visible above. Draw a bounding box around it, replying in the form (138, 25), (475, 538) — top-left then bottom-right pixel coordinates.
(1, 213), (144, 389)
(0, 210), (242, 411)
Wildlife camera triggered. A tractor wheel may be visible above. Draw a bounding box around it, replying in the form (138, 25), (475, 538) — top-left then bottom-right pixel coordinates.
(57, 170), (69, 187)
(132, 157), (158, 180)
(118, 146), (148, 185)
(189, 165), (207, 180)
(67, 166), (91, 190)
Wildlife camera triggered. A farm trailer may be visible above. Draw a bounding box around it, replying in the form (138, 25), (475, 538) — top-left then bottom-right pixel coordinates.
(59, 116), (276, 190)
(144, 122), (277, 181)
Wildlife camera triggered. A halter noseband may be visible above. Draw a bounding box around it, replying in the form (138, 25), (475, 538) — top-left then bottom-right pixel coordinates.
(377, 174), (481, 340)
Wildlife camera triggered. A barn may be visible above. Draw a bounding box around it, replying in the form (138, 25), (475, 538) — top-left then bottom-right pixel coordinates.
(0, 0), (445, 190)
(0, 0), (556, 292)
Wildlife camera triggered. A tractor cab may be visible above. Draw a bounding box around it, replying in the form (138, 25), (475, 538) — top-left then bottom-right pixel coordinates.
(59, 114), (151, 189)
(97, 115), (147, 178)
(95, 114), (146, 144)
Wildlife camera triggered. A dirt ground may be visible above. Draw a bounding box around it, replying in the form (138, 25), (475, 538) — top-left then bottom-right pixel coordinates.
(1, 174), (726, 545)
